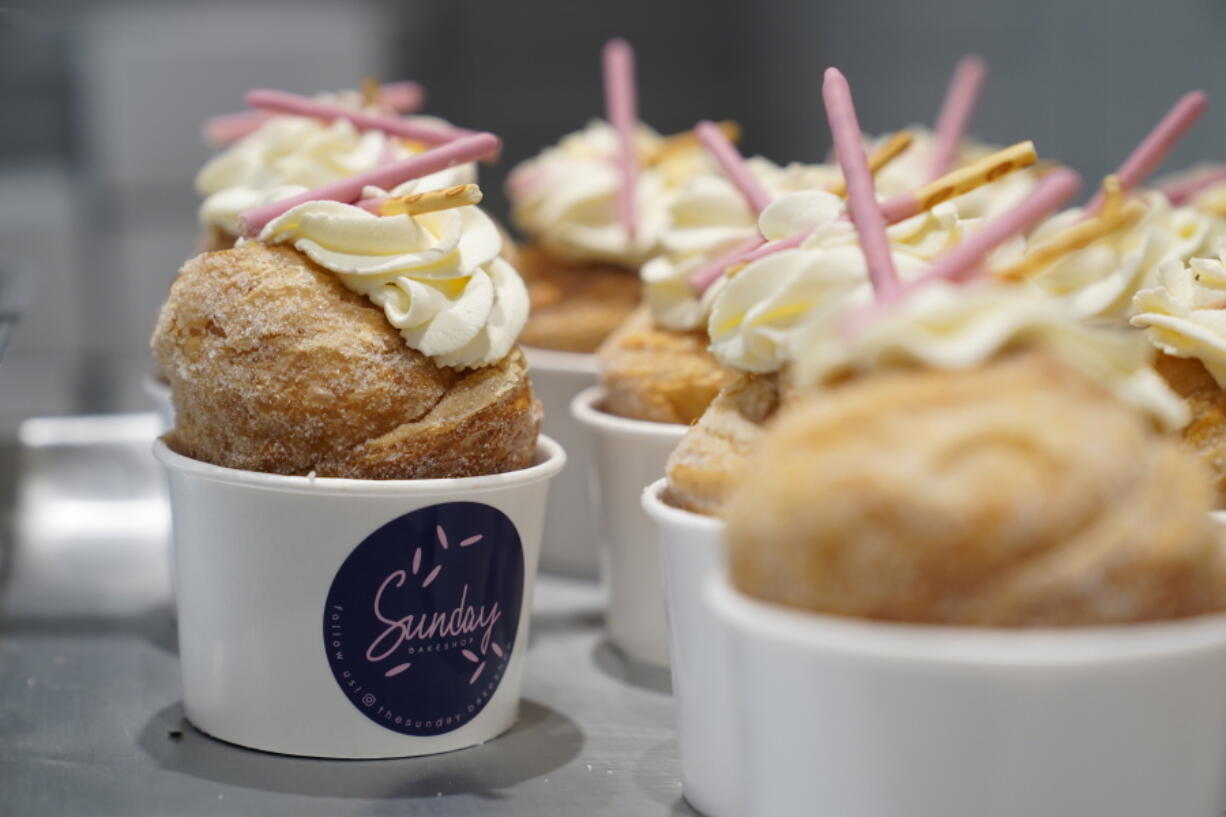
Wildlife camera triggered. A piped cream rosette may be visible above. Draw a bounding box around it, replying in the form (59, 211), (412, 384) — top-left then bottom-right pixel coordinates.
(506, 120), (720, 268)
(641, 162), (843, 331)
(1018, 192), (1225, 322)
(794, 280), (1188, 431)
(704, 190), (975, 373)
(250, 179), (527, 369)
(198, 91), (474, 237)
(1132, 251), (1226, 388)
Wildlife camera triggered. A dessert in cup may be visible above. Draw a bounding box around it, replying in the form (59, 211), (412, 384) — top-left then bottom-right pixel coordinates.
(645, 69), (1049, 815)
(152, 134), (567, 758)
(150, 81), (480, 425)
(506, 39), (734, 575)
(707, 68), (1226, 817)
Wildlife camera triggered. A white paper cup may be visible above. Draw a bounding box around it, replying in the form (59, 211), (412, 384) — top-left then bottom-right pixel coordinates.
(571, 386), (686, 667)
(708, 572), (1226, 817)
(524, 346), (600, 579)
(154, 436), (565, 759)
(143, 375), (174, 431)
(641, 479), (740, 817)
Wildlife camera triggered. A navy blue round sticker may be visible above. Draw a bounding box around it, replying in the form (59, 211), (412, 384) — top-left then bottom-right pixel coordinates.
(323, 502), (524, 736)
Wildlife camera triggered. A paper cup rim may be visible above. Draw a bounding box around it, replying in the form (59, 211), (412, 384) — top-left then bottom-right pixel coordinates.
(641, 477), (723, 533)
(706, 572), (1226, 666)
(523, 344), (599, 375)
(153, 435), (566, 496)
(570, 386), (689, 440)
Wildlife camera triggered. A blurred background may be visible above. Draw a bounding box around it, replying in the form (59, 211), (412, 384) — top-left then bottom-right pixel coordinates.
(3, 0), (1226, 432)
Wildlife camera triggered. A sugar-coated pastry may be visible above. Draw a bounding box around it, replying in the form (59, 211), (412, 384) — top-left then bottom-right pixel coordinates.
(154, 244), (539, 478)
(725, 350), (1226, 626)
(156, 147), (541, 480)
(596, 306), (734, 425)
(664, 373), (780, 515)
(515, 245), (642, 353)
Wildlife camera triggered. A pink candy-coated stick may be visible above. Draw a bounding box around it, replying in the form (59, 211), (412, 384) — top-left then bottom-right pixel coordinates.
(603, 38), (639, 240)
(929, 55), (987, 180)
(907, 167), (1081, 291)
(246, 88), (474, 147)
(376, 80), (426, 114)
(687, 235), (767, 291)
(695, 120), (773, 215)
(204, 81), (427, 147)
(238, 132), (501, 236)
(1085, 90), (1208, 214)
(823, 67), (899, 299)
(204, 111), (269, 147)
(1160, 164), (1226, 205)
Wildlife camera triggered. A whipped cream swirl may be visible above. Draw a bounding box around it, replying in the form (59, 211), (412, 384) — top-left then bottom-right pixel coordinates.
(198, 91), (474, 237)
(1132, 251), (1226, 387)
(642, 161), (843, 330)
(253, 181), (527, 369)
(796, 281), (1187, 431)
(506, 120), (716, 268)
(705, 190), (973, 372)
(1022, 192), (1225, 321)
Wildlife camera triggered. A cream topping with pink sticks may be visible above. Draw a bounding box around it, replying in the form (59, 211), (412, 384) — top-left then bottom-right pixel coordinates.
(245, 89), (474, 148)
(689, 140), (1037, 293)
(237, 132), (501, 237)
(204, 81), (426, 147)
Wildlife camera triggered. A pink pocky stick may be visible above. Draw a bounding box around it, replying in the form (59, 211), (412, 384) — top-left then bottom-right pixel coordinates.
(1160, 165), (1226, 205)
(237, 132), (501, 236)
(929, 55), (988, 180)
(823, 67), (899, 299)
(245, 89), (473, 147)
(687, 235), (768, 291)
(1085, 90), (1208, 214)
(375, 80), (427, 114)
(205, 81), (427, 147)
(603, 38), (639, 241)
(695, 120), (773, 215)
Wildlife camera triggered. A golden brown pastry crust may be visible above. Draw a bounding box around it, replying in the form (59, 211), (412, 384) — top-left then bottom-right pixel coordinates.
(516, 244), (641, 353)
(665, 373), (780, 515)
(596, 305), (737, 425)
(1155, 352), (1226, 507)
(153, 243), (540, 479)
(726, 351), (1226, 626)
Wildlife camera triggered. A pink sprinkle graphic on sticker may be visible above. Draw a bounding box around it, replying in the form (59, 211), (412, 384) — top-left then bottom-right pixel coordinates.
(384, 662), (412, 678)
